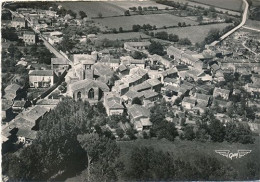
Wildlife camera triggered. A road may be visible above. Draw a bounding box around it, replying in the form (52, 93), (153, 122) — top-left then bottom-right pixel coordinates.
(242, 26), (260, 32)
(210, 0), (249, 46)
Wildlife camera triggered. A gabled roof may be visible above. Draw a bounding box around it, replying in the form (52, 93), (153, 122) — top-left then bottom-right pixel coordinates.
(2, 99), (13, 111)
(29, 70), (53, 76)
(118, 64), (127, 72)
(18, 105), (49, 122)
(141, 90), (159, 99)
(213, 87), (230, 95)
(4, 83), (21, 93)
(13, 100), (26, 107)
(69, 79), (109, 92)
(107, 100), (124, 109)
(182, 97), (196, 104)
(146, 78), (161, 87)
(128, 104), (150, 119)
(129, 67), (148, 76)
(195, 93), (211, 101)
(123, 90), (143, 99)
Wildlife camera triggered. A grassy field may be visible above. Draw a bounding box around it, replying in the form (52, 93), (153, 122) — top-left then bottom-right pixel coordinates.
(168, 0), (241, 16)
(94, 14), (198, 30)
(107, 1), (172, 10)
(246, 19), (260, 29)
(118, 137), (260, 180)
(151, 23), (232, 44)
(191, 0), (243, 12)
(97, 32), (150, 41)
(58, 1), (125, 18)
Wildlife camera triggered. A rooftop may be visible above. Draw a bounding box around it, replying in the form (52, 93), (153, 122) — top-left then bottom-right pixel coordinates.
(29, 70), (53, 76)
(51, 58), (70, 65)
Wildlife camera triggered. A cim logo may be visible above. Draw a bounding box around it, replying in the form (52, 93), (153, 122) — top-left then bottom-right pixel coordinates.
(215, 150), (252, 160)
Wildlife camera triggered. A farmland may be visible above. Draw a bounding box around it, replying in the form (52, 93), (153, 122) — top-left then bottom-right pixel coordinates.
(245, 19), (260, 30)
(58, 1), (125, 18)
(107, 1), (172, 10)
(97, 32), (150, 41)
(94, 14), (198, 30)
(191, 0), (243, 12)
(151, 23), (232, 44)
(168, 0), (241, 16)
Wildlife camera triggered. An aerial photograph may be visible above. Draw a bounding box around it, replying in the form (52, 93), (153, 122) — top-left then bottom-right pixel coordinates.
(1, 0), (260, 181)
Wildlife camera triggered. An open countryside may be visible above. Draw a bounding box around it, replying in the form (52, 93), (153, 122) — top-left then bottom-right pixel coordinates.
(151, 23), (233, 44)
(191, 0), (243, 12)
(59, 1), (126, 18)
(95, 14), (198, 30)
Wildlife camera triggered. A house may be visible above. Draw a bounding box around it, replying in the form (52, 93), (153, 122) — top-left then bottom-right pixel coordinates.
(12, 100), (30, 113)
(130, 59), (146, 69)
(4, 84), (22, 101)
(194, 93), (211, 106)
(103, 92), (124, 116)
(11, 17), (26, 28)
(141, 90), (159, 102)
(112, 83), (129, 96)
(182, 97), (196, 109)
(51, 58), (70, 76)
(121, 90), (144, 105)
(29, 70), (56, 88)
(2, 99), (13, 121)
(161, 67), (178, 79)
(36, 99), (60, 110)
(124, 42), (151, 52)
(213, 87), (230, 100)
(167, 46), (199, 66)
(244, 83), (260, 93)
(117, 64), (129, 76)
(127, 104), (152, 131)
(129, 67), (149, 81)
(23, 31), (37, 45)
(67, 79), (110, 102)
(72, 54), (97, 69)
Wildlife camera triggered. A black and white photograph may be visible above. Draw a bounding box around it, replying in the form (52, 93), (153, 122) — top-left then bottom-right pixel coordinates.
(1, 0), (260, 181)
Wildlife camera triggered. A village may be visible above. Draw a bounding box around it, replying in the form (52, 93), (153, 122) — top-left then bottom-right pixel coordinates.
(1, 1), (260, 181)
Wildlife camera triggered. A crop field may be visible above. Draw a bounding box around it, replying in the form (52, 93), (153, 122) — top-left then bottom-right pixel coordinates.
(97, 32), (150, 41)
(58, 1), (125, 18)
(151, 23), (232, 44)
(191, 0), (243, 12)
(107, 1), (172, 10)
(94, 14), (198, 30)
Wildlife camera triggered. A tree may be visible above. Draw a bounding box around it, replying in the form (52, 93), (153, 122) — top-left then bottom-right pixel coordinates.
(179, 38), (192, 45)
(79, 11), (87, 19)
(132, 97), (142, 105)
(138, 6), (142, 11)
(148, 41), (165, 56)
(178, 22), (182, 27)
(124, 10), (130, 16)
(119, 27), (123, 33)
(169, 34), (179, 42)
(197, 15), (203, 22)
(98, 12), (103, 18)
(155, 31), (168, 40)
(116, 128), (124, 138)
(208, 118), (225, 142)
(132, 24), (141, 32)
(77, 133), (123, 182)
(2, 27), (18, 41)
(204, 28), (220, 44)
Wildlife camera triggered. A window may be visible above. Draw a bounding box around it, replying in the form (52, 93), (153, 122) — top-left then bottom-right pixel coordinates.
(88, 88), (94, 99)
(77, 91), (81, 100)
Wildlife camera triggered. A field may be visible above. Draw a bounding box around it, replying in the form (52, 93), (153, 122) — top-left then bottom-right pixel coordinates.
(168, 0), (241, 16)
(151, 23), (232, 44)
(97, 32), (150, 41)
(191, 0), (243, 12)
(107, 1), (172, 10)
(118, 137), (260, 180)
(94, 14), (198, 30)
(245, 19), (260, 30)
(58, 1), (125, 18)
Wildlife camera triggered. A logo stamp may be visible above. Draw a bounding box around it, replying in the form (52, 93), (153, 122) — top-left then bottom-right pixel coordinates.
(215, 150), (252, 160)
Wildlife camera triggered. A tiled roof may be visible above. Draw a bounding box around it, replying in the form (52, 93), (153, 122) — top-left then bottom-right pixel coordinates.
(36, 99), (60, 105)
(4, 84), (21, 93)
(29, 70), (53, 76)
(18, 105), (49, 122)
(69, 79), (109, 92)
(13, 100), (26, 107)
(182, 97), (196, 104)
(146, 78), (161, 87)
(128, 104), (150, 119)
(141, 90), (159, 99)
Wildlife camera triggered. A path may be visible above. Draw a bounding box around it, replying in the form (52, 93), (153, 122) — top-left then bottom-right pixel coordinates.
(242, 26), (260, 32)
(210, 0), (249, 46)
